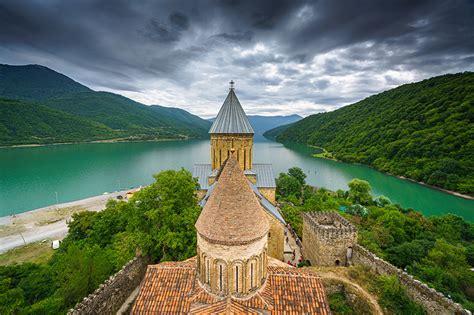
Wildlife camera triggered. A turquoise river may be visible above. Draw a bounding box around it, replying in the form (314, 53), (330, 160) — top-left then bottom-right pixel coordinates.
(0, 139), (473, 221)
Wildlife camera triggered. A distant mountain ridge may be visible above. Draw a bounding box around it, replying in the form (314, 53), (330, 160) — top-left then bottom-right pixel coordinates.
(0, 64), (91, 101)
(266, 72), (474, 195)
(209, 114), (302, 140)
(0, 64), (212, 145)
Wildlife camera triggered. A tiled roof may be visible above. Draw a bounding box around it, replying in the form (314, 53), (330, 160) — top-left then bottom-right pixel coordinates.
(195, 164), (284, 225)
(195, 154), (269, 246)
(131, 259), (196, 314)
(209, 89), (254, 134)
(193, 163), (276, 189)
(132, 257), (331, 314)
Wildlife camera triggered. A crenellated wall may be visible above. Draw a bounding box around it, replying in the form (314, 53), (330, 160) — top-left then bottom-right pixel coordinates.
(352, 244), (470, 315)
(302, 212), (357, 266)
(67, 256), (149, 315)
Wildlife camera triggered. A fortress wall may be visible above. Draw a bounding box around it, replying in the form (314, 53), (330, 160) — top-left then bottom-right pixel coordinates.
(352, 244), (470, 315)
(68, 256), (149, 315)
(302, 212), (357, 266)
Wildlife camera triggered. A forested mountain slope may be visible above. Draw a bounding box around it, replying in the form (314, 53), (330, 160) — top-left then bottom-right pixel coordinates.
(272, 73), (474, 195)
(0, 64), (212, 145)
(0, 98), (116, 145)
(0, 64), (90, 101)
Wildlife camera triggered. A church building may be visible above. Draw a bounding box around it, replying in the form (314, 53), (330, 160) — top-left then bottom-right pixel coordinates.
(193, 82), (285, 260)
(131, 83), (330, 314)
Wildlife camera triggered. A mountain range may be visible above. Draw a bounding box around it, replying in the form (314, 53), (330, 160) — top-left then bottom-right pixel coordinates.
(265, 72), (474, 195)
(0, 64), (212, 145)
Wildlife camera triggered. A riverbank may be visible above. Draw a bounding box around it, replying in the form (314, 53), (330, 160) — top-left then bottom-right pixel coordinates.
(0, 136), (197, 149)
(0, 189), (136, 253)
(310, 148), (474, 201)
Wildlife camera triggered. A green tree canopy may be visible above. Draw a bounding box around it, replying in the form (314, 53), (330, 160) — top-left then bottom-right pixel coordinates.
(348, 179), (372, 205)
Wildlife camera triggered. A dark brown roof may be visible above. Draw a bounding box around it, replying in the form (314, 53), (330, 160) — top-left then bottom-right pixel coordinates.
(195, 154), (269, 245)
(132, 257), (331, 315)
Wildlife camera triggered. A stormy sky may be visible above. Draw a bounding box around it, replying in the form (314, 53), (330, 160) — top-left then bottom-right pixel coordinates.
(1, 0), (473, 117)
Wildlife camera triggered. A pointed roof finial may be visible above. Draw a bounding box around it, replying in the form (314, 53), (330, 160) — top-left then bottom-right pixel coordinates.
(229, 80), (235, 90)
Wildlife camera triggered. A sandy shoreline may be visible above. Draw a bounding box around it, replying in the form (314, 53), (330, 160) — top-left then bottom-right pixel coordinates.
(0, 189), (136, 253)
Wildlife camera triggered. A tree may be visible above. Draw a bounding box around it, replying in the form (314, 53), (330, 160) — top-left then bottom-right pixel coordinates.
(53, 244), (115, 306)
(346, 204), (368, 218)
(348, 179), (372, 205)
(376, 275), (425, 314)
(385, 240), (434, 268)
(375, 195), (391, 207)
(126, 169), (201, 261)
(288, 167), (307, 185)
(276, 173), (302, 199)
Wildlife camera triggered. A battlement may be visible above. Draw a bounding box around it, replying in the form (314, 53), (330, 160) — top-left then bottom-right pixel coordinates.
(302, 211), (357, 240)
(302, 211), (357, 266)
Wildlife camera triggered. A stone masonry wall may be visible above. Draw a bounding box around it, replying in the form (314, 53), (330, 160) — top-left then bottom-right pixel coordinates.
(352, 244), (470, 315)
(302, 212), (357, 266)
(265, 210), (284, 261)
(68, 256), (149, 315)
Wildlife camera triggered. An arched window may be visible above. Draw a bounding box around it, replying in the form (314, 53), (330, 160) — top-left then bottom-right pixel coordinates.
(219, 264), (223, 291)
(206, 259), (210, 284)
(250, 262), (254, 288)
(244, 149), (247, 168)
(235, 265), (239, 292)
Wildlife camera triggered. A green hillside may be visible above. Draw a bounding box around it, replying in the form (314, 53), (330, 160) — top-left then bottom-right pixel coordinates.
(0, 64), (90, 101)
(0, 98), (116, 145)
(271, 73), (474, 195)
(0, 64), (212, 145)
(44, 92), (211, 137)
(263, 121), (299, 140)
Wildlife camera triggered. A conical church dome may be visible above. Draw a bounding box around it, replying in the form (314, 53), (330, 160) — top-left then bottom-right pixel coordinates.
(209, 88), (254, 134)
(195, 153), (268, 245)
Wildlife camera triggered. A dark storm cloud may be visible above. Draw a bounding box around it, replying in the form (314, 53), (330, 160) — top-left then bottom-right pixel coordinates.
(212, 31), (254, 42)
(141, 12), (190, 43)
(0, 0), (473, 116)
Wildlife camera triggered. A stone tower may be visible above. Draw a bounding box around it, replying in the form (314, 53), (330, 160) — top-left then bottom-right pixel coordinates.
(302, 212), (357, 267)
(195, 153), (269, 297)
(209, 81), (254, 171)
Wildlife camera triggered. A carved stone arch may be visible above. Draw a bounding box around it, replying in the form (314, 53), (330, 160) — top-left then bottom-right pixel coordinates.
(196, 247), (201, 274)
(261, 248), (268, 279)
(231, 260), (245, 295)
(247, 256), (259, 290)
(203, 255), (212, 286)
(213, 259), (228, 294)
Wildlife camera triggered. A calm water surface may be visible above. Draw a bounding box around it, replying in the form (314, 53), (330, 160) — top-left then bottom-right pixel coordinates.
(0, 139), (473, 221)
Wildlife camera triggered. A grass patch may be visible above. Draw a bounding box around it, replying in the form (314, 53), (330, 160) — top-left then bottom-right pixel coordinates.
(311, 147), (336, 160)
(328, 292), (356, 314)
(0, 241), (54, 266)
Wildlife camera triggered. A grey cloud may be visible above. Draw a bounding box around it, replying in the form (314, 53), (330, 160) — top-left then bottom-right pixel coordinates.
(141, 12), (190, 43)
(212, 31), (254, 42)
(0, 0), (472, 117)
